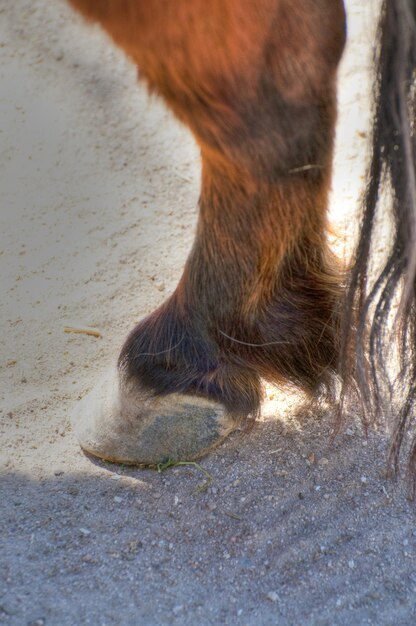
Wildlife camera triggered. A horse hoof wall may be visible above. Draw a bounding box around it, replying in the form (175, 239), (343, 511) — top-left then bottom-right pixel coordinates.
(70, 369), (237, 466)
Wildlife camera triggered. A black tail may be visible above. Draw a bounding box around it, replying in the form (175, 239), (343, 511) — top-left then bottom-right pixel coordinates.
(341, 0), (416, 495)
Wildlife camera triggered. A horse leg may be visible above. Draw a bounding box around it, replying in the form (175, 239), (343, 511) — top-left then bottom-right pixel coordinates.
(69, 0), (347, 465)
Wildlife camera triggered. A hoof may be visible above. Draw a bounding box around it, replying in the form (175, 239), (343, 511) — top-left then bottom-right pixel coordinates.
(70, 369), (237, 466)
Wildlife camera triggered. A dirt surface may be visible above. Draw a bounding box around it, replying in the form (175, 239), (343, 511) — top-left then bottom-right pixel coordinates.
(1, 1), (415, 625)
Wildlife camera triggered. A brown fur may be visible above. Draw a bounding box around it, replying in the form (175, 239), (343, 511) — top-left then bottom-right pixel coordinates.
(68, 1), (346, 422)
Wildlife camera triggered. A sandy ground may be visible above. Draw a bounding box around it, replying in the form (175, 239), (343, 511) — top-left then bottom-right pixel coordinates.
(1, 1), (416, 625)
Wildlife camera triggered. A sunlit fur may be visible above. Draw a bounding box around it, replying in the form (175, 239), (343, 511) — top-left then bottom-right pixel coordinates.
(68, 0), (416, 491)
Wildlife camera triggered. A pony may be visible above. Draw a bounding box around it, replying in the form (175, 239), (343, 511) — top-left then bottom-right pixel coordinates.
(67, 0), (416, 493)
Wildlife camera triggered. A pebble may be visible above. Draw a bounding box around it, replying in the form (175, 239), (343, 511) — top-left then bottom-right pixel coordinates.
(79, 528), (91, 536)
(172, 605), (183, 615)
(82, 554), (95, 563)
(266, 592), (279, 603)
(348, 560), (355, 569)
(114, 496), (123, 503)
